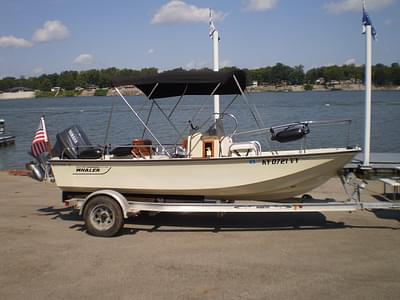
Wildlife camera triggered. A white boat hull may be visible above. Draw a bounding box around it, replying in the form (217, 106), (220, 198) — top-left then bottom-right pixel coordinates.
(50, 147), (359, 201)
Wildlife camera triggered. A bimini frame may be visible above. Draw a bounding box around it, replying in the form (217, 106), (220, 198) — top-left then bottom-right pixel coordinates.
(112, 70), (355, 157)
(111, 70), (265, 157)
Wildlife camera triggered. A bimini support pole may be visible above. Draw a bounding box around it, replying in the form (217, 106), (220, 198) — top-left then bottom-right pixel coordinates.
(233, 74), (265, 130)
(114, 87), (171, 157)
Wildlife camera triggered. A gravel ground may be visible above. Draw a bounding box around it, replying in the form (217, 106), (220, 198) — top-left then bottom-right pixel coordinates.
(0, 172), (399, 299)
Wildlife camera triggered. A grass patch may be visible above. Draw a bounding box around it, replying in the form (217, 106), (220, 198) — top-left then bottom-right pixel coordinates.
(304, 84), (313, 91)
(94, 88), (108, 96)
(35, 91), (57, 98)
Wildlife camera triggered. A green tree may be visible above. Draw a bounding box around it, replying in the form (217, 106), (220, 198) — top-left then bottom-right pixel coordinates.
(38, 78), (52, 91)
(288, 65), (305, 84)
(57, 71), (78, 90)
(373, 64), (390, 86)
(271, 63), (292, 84)
(390, 63), (400, 85)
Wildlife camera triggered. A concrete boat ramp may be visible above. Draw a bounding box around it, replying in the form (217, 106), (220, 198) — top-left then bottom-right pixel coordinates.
(0, 171), (399, 299)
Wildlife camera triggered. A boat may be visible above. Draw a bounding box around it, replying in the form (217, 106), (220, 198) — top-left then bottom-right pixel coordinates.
(50, 70), (360, 201)
(0, 118), (15, 147)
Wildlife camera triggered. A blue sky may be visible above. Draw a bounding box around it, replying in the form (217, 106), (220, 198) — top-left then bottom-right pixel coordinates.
(0, 0), (399, 78)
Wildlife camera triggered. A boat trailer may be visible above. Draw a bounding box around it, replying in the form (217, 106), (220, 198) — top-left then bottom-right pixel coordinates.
(63, 173), (400, 237)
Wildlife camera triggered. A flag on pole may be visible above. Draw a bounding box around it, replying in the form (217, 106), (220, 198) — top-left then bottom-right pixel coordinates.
(362, 1), (377, 40)
(209, 9), (216, 38)
(209, 9), (220, 41)
(31, 116), (49, 158)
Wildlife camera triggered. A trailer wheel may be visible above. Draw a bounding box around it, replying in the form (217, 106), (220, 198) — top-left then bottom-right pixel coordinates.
(83, 195), (124, 237)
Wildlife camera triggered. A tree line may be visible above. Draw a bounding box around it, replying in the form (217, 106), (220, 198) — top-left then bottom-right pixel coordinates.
(1, 63), (399, 92)
(244, 62), (400, 86)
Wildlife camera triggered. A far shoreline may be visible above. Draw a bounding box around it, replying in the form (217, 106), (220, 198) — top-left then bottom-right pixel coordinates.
(1, 84), (399, 101)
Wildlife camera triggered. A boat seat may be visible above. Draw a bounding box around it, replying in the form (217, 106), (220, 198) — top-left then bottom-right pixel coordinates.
(217, 137), (232, 157)
(131, 139), (152, 158)
(229, 141), (261, 157)
(110, 146), (132, 157)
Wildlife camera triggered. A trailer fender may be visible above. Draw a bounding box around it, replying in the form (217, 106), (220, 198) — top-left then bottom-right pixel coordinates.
(80, 190), (130, 218)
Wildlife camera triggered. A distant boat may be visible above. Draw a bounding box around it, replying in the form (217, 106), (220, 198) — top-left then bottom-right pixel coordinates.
(0, 118), (15, 147)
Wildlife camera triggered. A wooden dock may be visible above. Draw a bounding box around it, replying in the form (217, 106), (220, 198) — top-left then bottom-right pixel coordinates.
(344, 152), (400, 178)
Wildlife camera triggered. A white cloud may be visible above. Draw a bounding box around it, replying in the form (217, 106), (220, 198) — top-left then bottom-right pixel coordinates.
(148, 48), (155, 54)
(243, 0), (278, 12)
(32, 20), (70, 42)
(344, 58), (356, 65)
(0, 35), (33, 48)
(186, 58), (232, 70)
(185, 60), (208, 69)
(73, 54), (94, 65)
(324, 62), (335, 67)
(151, 1), (225, 24)
(324, 0), (394, 14)
(32, 67), (45, 75)
(220, 59), (232, 68)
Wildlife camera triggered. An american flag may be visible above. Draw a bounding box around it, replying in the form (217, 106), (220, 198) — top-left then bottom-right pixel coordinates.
(31, 117), (49, 158)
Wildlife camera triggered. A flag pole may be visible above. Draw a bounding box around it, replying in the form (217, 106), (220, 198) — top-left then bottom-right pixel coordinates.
(363, 24), (372, 167)
(213, 29), (220, 121)
(41, 115), (47, 143)
(41, 115), (51, 154)
(41, 115), (52, 180)
(209, 9), (220, 121)
(362, 0), (374, 168)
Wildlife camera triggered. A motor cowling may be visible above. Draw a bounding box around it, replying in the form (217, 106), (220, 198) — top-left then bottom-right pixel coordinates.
(52, 125), (102, 159)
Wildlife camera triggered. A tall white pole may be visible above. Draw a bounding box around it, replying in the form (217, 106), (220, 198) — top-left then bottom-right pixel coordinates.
(212, 29), (220, 120)
(363, 24), (372, 167)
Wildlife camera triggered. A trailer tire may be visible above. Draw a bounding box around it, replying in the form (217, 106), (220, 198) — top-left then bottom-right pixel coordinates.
(83, 195), (124, 237)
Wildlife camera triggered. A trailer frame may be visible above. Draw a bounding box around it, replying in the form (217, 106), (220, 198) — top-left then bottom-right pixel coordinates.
(63, 174), (400, 237)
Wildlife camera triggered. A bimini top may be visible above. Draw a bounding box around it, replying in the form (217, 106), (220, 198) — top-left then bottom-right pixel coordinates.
(113, 69), (246, 99)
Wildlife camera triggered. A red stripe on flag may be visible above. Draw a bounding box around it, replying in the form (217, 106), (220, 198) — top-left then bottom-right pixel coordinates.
(31, 119), (49, 158)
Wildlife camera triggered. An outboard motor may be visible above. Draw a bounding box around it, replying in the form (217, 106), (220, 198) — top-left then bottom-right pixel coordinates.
(270, 123), (310, 143)
(26, 152), (52, 182)
(52, 125), (102, 159)
(26, 162), (45, 181)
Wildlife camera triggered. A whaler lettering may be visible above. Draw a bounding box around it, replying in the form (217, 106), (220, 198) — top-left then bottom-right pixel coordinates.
(75, 167), (100, 173)
(72, 166), (111, 175)
(262, 158), (299, 165)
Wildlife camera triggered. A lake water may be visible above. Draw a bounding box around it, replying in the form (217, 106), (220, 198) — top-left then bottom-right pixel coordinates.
(0, 91), (399, 170)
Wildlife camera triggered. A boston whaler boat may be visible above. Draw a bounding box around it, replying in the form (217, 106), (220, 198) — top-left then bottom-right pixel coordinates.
(45, 71), (365, 236)
(49, 70), (361, 236)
